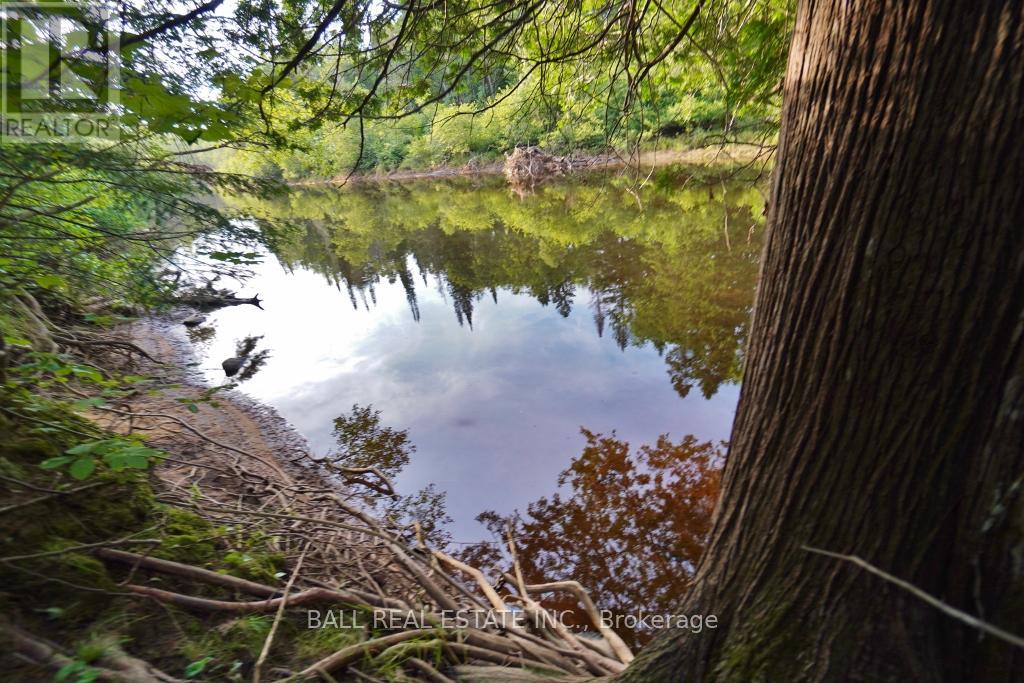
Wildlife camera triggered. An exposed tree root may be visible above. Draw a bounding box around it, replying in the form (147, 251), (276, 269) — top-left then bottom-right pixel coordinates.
(55, 333), (164, 365)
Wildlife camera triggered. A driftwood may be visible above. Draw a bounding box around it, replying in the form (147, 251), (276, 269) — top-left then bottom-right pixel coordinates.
(503, 147), (575, 187)
(176, 286), (262, 311)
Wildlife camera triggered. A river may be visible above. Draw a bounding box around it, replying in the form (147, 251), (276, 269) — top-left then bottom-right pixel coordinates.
(190, 169), (765, 557)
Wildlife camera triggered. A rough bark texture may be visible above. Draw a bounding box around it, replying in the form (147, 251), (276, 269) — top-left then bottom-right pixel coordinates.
(621, 1), (1024, 680)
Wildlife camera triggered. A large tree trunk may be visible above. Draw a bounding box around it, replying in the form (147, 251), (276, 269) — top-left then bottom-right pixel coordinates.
(621, 1), (1024, 680)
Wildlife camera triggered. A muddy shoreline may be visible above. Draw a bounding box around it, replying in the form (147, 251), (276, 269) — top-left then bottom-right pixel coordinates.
(123, 311), (319, 481)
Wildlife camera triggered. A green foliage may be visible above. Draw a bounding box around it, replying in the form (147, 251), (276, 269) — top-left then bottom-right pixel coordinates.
(184, 656), (213, 678)
(55, 660), (101, 683)
(40, 438), (162, 480)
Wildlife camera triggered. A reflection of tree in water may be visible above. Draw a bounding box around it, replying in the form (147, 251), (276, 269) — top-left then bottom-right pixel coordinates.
(460, 430), (723, 648)
(327, 404), (452, 546)
(396, 265), (420, 322)
(230, 335), (271, 383)
(238, 173), (764, 399)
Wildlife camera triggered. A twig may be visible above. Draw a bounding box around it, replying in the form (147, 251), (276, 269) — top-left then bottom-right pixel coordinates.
(407, 657), (455, 683)
(0, 536), (160, 562)
(513, 577), (633, 664)
(95, 547), (280, 597)
(123, 584), (371, 613)
(0, 480), (110, 515)
(803, 545), (1024, 650)
(254, 543), (310, 683)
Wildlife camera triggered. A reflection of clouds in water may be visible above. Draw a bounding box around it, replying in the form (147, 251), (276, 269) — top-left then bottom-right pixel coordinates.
(194, 256), (739, 540)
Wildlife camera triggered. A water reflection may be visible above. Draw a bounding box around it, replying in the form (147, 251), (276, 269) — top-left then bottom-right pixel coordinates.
(461, 430), (723, 647)
(198, 170), (763, 537)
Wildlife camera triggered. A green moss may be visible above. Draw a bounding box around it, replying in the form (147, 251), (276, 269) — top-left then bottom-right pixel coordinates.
(152, 506), (220, 566)
(0, 384), (350, 678)
(221, 549), (286, 584)
(714, 594), (806, 683)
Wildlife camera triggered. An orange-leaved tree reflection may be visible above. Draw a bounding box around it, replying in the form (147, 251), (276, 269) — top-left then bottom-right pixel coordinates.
(461, 429), (723, 647)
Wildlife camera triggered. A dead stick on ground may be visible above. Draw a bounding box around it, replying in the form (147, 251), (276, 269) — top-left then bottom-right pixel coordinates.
(0, 536), (160, 563)
(291, 629), (439, 679)
(96, 548), (279, 598)
(406, 657), (455, 683)
(514, 576), (633, 664)
(432, 549), (514, 622)
(254, 542), (310, 683)
(97, 406), (294, 485)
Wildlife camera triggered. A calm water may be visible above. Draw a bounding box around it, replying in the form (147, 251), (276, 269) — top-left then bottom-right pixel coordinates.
(193, 171), (764, 542)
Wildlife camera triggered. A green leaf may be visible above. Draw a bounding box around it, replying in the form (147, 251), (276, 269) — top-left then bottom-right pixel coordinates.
(123, 454), (150, 469)
(69, 458), (96, 480)
(34, 274), (65, 289)
(104, 454), (127, 471)
(187, 403), (199, 414)
(184, 657), (212, 678)
(77, 669), (100, 683)
(56, 661), (84, 682)
(66, 441), (103, 456)
(40, 455), (75, 469)
(71, 366), (104, 382)
(72, 397), (107, 410)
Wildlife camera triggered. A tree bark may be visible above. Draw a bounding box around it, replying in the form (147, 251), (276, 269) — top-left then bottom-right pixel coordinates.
(621, 1), (1024, 680)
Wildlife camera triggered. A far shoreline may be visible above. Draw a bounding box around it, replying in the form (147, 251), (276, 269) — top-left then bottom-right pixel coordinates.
(288, 143), (773, 187)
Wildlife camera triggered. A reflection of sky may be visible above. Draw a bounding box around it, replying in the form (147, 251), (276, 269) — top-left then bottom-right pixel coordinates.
(197, 255), (739, 541)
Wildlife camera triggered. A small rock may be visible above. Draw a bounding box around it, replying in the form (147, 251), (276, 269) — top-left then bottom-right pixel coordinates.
(183, 314), (207, 327)
(222, 357), (245, 377)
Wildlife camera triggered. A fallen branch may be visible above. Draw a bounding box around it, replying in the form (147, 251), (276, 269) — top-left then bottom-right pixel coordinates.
(177, 290), (263, 310)
(95, 547), (280, 598)
(0, 622), (180, 682)
(254, 543), (309, 683)
(406, 657), (455, 683)
(0, 536), (160, 563)
(96, 405), (294, 485)
(513, 577), (633, 664)
(0, 480), (110, 515)
(292, 629), (439, 678)
(124, 584), (371, 614)
(55, 334), (164, 365)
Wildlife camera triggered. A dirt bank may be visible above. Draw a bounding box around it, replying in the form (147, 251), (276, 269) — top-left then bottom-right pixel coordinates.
(95, 312), (321, 499)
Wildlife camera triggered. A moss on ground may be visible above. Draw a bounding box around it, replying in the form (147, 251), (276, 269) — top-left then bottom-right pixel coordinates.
(0, 389), (361, 680)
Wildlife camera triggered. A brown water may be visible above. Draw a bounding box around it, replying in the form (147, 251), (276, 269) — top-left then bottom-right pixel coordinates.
(190, 170), (765, 555)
